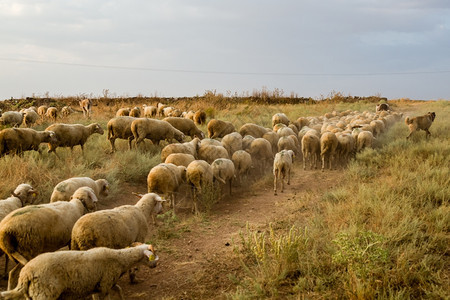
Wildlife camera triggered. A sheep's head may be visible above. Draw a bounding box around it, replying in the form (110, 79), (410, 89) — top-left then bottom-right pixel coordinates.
(45, 131), (58, 144)
(92, 123), (104, 135)
(12, 183), (38, 205)
(175, 130), (185, 143)
(96, 179), (110, 197)
(71, 187), (98, 212)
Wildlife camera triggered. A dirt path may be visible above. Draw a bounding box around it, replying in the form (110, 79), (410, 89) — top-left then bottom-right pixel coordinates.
(114, 162), (341, 299)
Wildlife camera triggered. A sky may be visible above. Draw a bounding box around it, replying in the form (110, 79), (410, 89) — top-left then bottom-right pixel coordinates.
(1, 0), (449, 101)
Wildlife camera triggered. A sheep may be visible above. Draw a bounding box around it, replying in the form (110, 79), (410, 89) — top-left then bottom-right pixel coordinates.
(405, 112), (436, 139)
(37, 105), (48, 119)
(131, 118), (185, 147)
(376, 103), (390, 112)
(0, 111), (24, 127)
(272, 113), (290, 128)
(242, 135), (256, 151)
(194, 110), (207, 125)
(165, 153), (196, 167)
(186, 160), (213, 215)
(273, 150), (295, 195)
(21, 109), (39, 127)
(238, 123), (269, 138)
(116, 107), (131, 117)
(46, 107), (58, 122)
(320, 132), (338, 171)
(0, 243), (158, 300)
(61, 105), (75, 117)
(247, 137), (274, 173)
(162, 106), (175, 117)
(0, 128), (58, 156)
(221, 132), (243, 157)
(211, 158), (235, 196)
(273, 123), (287, 133)
(231, 150), (253, 184)
(292, 117), (309, 131)
(157, 102), (167, 117)
(277, 126), (296, 138)
(262, 131), (280, 155)
(200, 138), (222, 147)
(50, 176), (110, 203)
(79, 98), (93, 118)
(288, 124), (299, 135)
(71, 193), (164, 283)
(198, 144), (229, 164)
(184, 110), (195, 121)
(129, 106), (141, 117)
(106, 116), (138, 152)
(160, 138), (201, 162)
(278, 135), (299, 155)
(45, 123), (104, 154)
(142, 104), (157, 118)
(356, 130), (374, 152)
(168, 108), (183, 117)
(163, 117), (205, 139)
(336, 132), (355, 167)
(370, 119), (385, 137)
(301, 131), (320, 170)
(0, 184), (38, 277)
(207, 119), (235, 139)
(147, 163), (186, 213)
(0, 186), (98, 290)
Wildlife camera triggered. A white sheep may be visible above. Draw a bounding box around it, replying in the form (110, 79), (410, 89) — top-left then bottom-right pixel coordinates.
(247, 138), (274, 173)
(277, 135), (299, 154)
(356, 130), (374, 152)
(60, 105), (75, 118)
(198, 144), (229, 164)
(37, 105), (48, 119)
(272, 113), (290, 128)
(21, 109), (39, 127)
(116, 107), (131, 117)
(164, 153), (196, 167)
(262, 131), (280, 155)
(336, 132), (355, 166)
(129, 106), (141, 117)
(142, 104), (157, 118)
(160, 138), (200, 162)
(273, 149), (295, 195)
(193, 110), (207, 125)
(221, 132), (243, 157)
(186, 160), (213, 215)
(147, 163), (186, 213)
(45, 107), (58, 122)
(231, 150), (253, 184)
(238, 123), (269, 138)
(320, 132), (338, 171)
(301, 132), (320, 170)
(211, 158), (235, 196)
(242, 135), (256, 151)
(200, 138), (222, 147)
(50, 176), (110, 203)
(0, 187), (98, 290)
(0, 111), (24, 127)
(79, 98), (92, 118)
(45, 123), (104, 154)
(0, 243), (158, 300)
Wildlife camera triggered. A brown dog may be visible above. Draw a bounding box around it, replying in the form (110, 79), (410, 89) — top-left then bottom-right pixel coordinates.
(405, 112), (436, 139)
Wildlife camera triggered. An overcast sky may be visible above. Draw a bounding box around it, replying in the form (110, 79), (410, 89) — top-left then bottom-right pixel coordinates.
(1, 0), (449, 100)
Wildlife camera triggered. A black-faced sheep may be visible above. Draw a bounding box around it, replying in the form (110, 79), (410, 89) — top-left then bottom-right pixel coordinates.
(0, 243), (158, 300)
(131, 118), (185, 147)
(186, 160), (213, 215)
(207, 119), (235, 139)
(163, 117), (205, 139)
(0, 128), (58, 156)
(50, 176), (110, 203)
(273, 150), (295, 195)
(160, 138), (200, 162)
(45, 123), (104, 154)
(107, 116), (138, 152)
(147, 163), (186, 213)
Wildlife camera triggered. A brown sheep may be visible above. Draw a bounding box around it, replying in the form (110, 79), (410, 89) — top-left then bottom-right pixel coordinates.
(320, 132), (338, 171)
(129, 107), (141, 118)
(165, 153), (196, 167)
(207, 119), (235, 139)
(163, 117), (205, 139)
(107, 116), (138, 152)
(238, 123), (269, 138)
(45, 123), (104, 154)
(272, 113), (290, 128)
(247, 138), (273, 173)
(160, 138), (200, 162)
(46, 107), (58, 122)
(194, 111), (206, 125)
(186, 160), (213, 215)
(79, 99), (92, 118)
(37, 105), (48, 119)
(142, 104), (157, 118)
(405, 112), (436, 139)
(131, 118), (185, 147)
(116, 108), (130, 117)
(198, 144), (229, 164)
(0, 128), (58, 156)
(22, 110), (39, 127)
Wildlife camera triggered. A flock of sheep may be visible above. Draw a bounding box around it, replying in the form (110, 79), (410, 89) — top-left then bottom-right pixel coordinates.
(0, 99), (405, 299)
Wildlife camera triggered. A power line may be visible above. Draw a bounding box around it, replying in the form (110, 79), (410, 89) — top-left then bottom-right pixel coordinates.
(1, 57), (449, 77)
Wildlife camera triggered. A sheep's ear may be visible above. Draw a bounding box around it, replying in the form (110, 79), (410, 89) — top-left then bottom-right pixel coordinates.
(132, 192), (144, 198)
(28, 189), (38, 197)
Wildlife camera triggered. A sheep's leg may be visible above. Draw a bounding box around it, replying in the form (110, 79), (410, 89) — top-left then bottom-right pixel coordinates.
(171, 193), (176, 216)
(287, 168), (291, 185)
(425, 129), (431, 139)
(111, 284), (124, 300)
(7, 264), (22, 290)
(321, 154), (325, 172)
(2, 256), (9, 279)
(274, 169), (278, 195)
(302, 151), (307, 170)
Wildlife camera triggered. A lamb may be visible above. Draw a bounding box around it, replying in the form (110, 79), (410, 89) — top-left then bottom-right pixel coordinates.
(0, 111), (24, 127)
(0, 243), (158, 300)
(71, 193), (164, 282)
(142, 104), (157, 118)
(116, 107), (131, 117)
(147, 163), (186, 213)
(164, 153), (196, 167)
(272, 113), (290, 128)
(231, 150), (253, 184)
(61, 105), (75, 117)
(186, 160), (213, 215)
(194, 110), (207, 125)
(0, 186), (98, 290)
(273, 150), (295, 195)
(405, 112), (436, 139)
(221, 132), (243, 157)
(46, 107), (58, 122)
(79, 98), (92, 118)
(211, 158), (235, 196)
(356, 130), (374, 152)
(301, 131), (320, 170)
(37, 105), (48, 119)
(45, 123), (104, 154)
(129, 106), (141, 117)
(50, 176), (110, 203)
(21, 109), (39, 127)
(0, 128), (58, 156)
(207, 119), (236, 139)
(163, 117), (205, 139)
(0, 184), (38, 277)
(247, 138), (274, 173)
(131, 118), (185, 147)
(238, 123), (269, 138)
(320, 132), (338, 171)
(160, 138), (201, 162)
(106, 116), (138, 152)
(198, 144), (229, 164)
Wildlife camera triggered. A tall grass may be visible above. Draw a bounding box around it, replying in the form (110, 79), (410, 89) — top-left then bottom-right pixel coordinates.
(231, 101), (449, 299)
